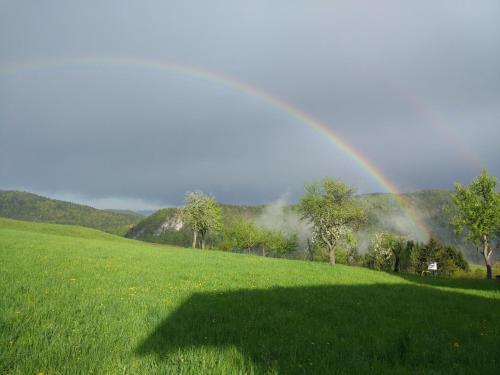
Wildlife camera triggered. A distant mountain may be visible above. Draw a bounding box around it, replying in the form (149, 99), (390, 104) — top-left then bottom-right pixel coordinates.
(0, 191), (142, 235)
(126, 190), (481, 262)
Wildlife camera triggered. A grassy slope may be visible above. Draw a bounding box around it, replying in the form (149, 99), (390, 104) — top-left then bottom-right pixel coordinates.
(0, 191), (142, 235)
(0, 218), (498, 374)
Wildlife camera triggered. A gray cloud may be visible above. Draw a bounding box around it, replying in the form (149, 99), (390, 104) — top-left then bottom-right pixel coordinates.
(1, 0), (499, 208)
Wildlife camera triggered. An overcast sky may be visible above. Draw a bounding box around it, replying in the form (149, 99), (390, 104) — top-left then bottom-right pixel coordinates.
(1, 1), (499, 209)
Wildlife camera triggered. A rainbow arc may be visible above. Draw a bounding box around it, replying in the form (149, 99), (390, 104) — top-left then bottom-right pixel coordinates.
(0, 56), (433, 240)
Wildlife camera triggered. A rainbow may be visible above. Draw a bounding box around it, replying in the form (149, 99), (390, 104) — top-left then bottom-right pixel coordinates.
(0, 57), (431, 239)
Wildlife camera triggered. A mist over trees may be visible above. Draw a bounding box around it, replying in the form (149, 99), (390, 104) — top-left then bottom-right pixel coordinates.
(123, 170), (500, 279)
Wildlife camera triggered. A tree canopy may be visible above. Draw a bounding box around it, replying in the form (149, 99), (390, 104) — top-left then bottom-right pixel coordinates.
(225, 218), (297, 256)
(451, 169), (499, 278)
(366, 232), (405, 272)
(182, 191), (222, 249)
(299, 178), (365, 264)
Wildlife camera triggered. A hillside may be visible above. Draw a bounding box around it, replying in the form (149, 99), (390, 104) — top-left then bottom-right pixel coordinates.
(127, 190), (480, 260)
(357, 190), (464, 247)
(0, 191), (142, 235)
(0, 218), (498, 374)
(126, 203), (264, 245)
(103, 208), (145, 218)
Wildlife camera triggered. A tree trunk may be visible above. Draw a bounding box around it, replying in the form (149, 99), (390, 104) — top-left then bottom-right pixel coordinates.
(262, 246), (266, 257)
(486, 264), (492, 280)
(307, 238), (313, 261)
(482, 234), (493, 280)
(321, 233), (335, 265)
(201, 233), (206, 250)
(394, 255), (400, 272)
(192, 231), (197, 248)
(329, 245), (336, 265)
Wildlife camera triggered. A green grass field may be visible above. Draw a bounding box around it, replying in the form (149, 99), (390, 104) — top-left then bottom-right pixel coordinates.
(1, 218), (499, 374)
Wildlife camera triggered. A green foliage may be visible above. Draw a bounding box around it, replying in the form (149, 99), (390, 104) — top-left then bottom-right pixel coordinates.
(335, 246), (361, 265)
(225, 218), (261, 252)
(0, 190), (142, 235)
(452, 169), (500, 245)
(298, 178), (365, 264)
(399, 240), (419, 274)
(321, 233), (360, 265)
(218, 203), (264, 223)
(224, 218), (297, 256)
(414, 238), (470, 277)
(364, 235), (469, 276)
(365, 232), (405, 271)
(1, 218), (499, 374)
(258, 229), (297, 256)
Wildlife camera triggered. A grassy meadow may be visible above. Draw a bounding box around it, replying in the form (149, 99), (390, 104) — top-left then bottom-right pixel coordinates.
(0, 218), (499, 374)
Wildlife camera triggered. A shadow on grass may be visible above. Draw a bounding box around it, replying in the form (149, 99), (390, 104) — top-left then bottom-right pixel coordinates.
(136, 284), (499, 374)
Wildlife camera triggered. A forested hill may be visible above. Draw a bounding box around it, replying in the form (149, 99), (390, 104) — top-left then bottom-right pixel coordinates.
(357, 190), (457, 241)
(0, 191), (142, 235)
(125, 204), (264, 245)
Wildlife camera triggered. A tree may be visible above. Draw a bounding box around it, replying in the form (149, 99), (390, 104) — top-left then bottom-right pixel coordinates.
(298, 178), (365, 264)
(399, 240), (418, 273)
(414, 238), (469, 277)
(366, 235), (469, 276)
(366, 232), (404, 272)
(226, 218), (260, 253)
(182, 191), (222, 249)
(335, 232), (360, 265)
(258, 229), (297, 257)
(451, 170), (500, 279)
(390, 236), (406, 272)
(225, 219), (297, 256)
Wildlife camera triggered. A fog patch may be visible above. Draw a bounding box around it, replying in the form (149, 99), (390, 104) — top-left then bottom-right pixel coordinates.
(355, 230), (373, 253)
(255, 192), (312, 248)
(356, 210), (430, 253)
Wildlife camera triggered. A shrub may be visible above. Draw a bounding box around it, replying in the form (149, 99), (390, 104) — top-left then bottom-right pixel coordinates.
(413, 238), (469, 276)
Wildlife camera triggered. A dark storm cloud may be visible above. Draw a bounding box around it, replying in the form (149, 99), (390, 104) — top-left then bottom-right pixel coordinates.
(1, 1), (499, 208)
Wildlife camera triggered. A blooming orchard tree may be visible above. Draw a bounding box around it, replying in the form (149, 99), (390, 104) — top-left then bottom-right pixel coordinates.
(366, 232), (405, 272)
(182, 191), (222, 249)
(299, 178), (365, 264)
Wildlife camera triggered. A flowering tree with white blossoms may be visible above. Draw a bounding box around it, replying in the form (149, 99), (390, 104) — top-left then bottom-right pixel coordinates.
(299, 178), (365, 264)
